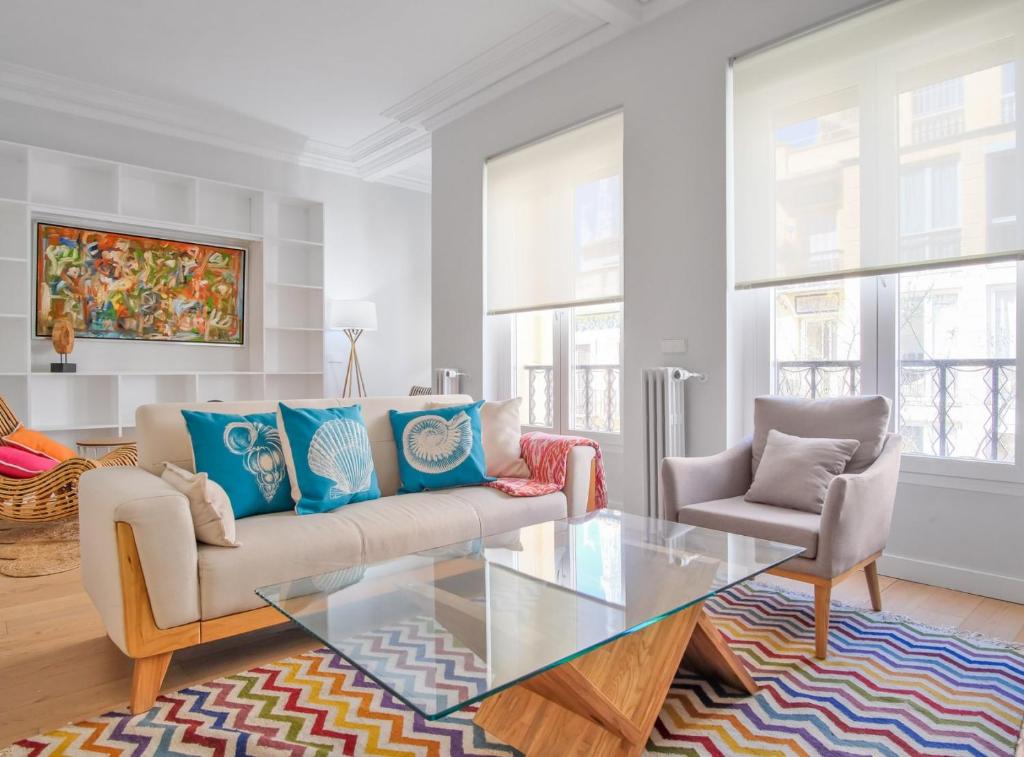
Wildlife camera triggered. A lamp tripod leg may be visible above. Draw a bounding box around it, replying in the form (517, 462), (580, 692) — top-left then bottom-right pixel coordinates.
(353, 350), (366, 397)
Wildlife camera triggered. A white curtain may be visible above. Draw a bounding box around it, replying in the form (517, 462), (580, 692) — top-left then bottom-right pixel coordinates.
(732, 0), (1024, 289)
(485, 112), (623, 315)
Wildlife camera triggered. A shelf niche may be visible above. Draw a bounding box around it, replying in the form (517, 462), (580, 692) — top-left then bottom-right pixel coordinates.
(265, 241), (323, 288)
(275, 198), (323, 243)
(197, 181), (260, 235)
(119, 167), (197, 225)
(31, 151), (118, 213)
(0, 145), (28, 202)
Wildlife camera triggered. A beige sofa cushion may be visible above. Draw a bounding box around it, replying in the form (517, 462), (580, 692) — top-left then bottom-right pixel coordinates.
(449, 486), (566, 536)
(197, 508), (366, 618)
(332, 490), (487, 564)
(196, 486), (566, 618)
(428, 398), (531, 478)
(745, 430), (859, 513)
(752, 395), (890, 475)
(675, 496), (819, 558)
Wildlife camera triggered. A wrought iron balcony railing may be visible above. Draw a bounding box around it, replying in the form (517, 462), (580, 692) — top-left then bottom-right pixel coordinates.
(776, 360), (861, 399)
(899, 358), (1015, 461)
(522, 364), (620, 432)
(776, 358), (1016, 462)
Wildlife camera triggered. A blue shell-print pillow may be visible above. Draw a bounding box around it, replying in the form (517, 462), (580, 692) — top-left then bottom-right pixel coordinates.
(388, 400), (493, 493)
(277, 403), (381, 515)
(181, 410), (293, 519)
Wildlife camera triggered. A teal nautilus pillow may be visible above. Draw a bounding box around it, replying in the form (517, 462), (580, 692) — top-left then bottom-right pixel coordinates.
(277, 403), (380, 515)
(181, 410), (292, 519)
(388, 400), (493, 493)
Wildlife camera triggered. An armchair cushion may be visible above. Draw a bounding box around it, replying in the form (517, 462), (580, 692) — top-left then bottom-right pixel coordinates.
(752, 395), (890, 475)
(676, 496), (819, 558)
(745, 429), (859, 513)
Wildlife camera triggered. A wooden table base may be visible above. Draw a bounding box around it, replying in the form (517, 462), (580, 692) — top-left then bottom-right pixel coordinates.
(473, 604), (757, 756)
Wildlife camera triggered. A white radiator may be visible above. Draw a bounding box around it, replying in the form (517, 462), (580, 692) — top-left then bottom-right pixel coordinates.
(642, 367), (705, 519)
(433, 368), (464, 395)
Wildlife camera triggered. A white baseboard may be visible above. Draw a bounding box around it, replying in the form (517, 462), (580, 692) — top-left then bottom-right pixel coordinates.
(877, 553), (1024, 604)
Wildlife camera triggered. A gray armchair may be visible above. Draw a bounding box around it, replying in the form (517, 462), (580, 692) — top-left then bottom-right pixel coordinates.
(661, 395), (902, 659)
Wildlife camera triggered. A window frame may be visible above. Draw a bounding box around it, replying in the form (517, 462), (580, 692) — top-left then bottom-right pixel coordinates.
(510, 306), (624, 450)
(747, 263), (1024, 487)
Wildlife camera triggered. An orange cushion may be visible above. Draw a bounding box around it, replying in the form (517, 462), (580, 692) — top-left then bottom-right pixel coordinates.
(3, 426), (77, 462)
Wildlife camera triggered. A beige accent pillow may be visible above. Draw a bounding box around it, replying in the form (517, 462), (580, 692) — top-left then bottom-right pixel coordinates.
(161, 462), (240, 547)
(745, 429), (860, 514)
(427, 398), (530, 478)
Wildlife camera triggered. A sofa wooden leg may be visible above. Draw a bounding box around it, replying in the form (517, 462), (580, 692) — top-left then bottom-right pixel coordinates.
(130, 652), (172, 714)
(864, 560), (883, 612)
(814, 584), (831, 660)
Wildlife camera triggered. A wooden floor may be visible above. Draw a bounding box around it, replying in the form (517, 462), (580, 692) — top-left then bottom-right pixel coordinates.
(1, 567), (1023, 747)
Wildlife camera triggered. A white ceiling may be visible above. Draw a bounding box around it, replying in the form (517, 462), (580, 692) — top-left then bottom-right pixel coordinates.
(0, 0), (686, 191)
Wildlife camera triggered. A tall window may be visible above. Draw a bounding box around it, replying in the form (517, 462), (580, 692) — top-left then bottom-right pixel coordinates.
(486, 113), (624, 437)
(735, 0), (1023, 471)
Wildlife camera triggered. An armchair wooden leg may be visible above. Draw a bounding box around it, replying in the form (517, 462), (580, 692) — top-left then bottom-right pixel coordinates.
(130, 652), (172, 714)
(814, 584), (831, 660)
(864, 560), (883, 612)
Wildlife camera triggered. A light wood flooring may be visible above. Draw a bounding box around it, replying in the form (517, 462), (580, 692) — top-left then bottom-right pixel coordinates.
(1, 567), (1022, 747)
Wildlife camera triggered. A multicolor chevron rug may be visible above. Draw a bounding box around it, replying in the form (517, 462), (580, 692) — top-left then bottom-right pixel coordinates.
(6, 582), (1023, 756)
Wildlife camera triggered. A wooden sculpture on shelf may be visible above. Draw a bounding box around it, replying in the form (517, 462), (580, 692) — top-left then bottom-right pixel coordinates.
(49, 299), (77, 373)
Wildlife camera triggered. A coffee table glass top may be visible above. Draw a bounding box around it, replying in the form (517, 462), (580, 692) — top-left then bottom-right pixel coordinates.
(256, 509), (803, 719)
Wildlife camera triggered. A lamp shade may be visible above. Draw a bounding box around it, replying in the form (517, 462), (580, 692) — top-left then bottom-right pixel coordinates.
(329, 300), (377, 331)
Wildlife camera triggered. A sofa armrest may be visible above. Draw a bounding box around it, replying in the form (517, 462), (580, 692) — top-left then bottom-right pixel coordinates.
(660, 438), (753, 515)
(817, 433), (902, 576)
(563, 445), (597, 517)
(79, 467), (200, 654)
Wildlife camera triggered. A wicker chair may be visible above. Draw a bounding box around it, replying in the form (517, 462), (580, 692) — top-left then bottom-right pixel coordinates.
(0, 396), (138, 522)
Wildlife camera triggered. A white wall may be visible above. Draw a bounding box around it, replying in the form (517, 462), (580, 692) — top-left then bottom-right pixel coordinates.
(432, 0), (1024, 602)
(0, 99), (431, 397)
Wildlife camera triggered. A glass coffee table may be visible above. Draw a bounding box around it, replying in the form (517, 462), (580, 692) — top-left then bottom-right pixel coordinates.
(257, 509), (803, 756)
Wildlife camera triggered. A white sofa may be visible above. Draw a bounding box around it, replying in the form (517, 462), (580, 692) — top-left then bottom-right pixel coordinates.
(79, 394), (596, 713)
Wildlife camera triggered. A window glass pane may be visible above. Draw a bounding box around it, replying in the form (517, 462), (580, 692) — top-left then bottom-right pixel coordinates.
(571, 303), (621, 433)
(513, 310), (554, 428)
(898, 62), (1017, 264)
(773, 98), (860, 278)
(774, 279), (861, 398)
(898, 263), (1016, 462)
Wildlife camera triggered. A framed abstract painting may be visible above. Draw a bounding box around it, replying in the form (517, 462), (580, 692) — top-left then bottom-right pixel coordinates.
(35, 223), (246, 345)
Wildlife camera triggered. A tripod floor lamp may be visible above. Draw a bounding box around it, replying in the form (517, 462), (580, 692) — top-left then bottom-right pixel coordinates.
(329, 300), (377, 397)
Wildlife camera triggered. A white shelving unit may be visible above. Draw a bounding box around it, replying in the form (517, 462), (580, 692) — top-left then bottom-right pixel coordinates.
(0, 140), (327, 447)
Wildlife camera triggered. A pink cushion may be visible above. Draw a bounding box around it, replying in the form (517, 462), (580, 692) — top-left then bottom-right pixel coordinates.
(0, 446), (59, 478)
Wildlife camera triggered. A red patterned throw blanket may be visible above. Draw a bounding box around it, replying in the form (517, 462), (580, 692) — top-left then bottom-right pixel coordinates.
(486, 431), (607, 509)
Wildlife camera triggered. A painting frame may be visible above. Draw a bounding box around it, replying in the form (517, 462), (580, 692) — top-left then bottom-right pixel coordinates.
(34, 221), (247, 347)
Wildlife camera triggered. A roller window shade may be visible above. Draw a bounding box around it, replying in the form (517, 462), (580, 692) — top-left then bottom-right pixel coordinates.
(732, 0), (1024, 289)
(485, 112), (623, 315)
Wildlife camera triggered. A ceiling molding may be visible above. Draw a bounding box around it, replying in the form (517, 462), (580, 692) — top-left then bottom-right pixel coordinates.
(380, 10), (602, 127)
(357, 132), (433, 181)
(0, 0), (689, 193)
(556, 0), (643, 27)
(375, 172), (432, 193)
